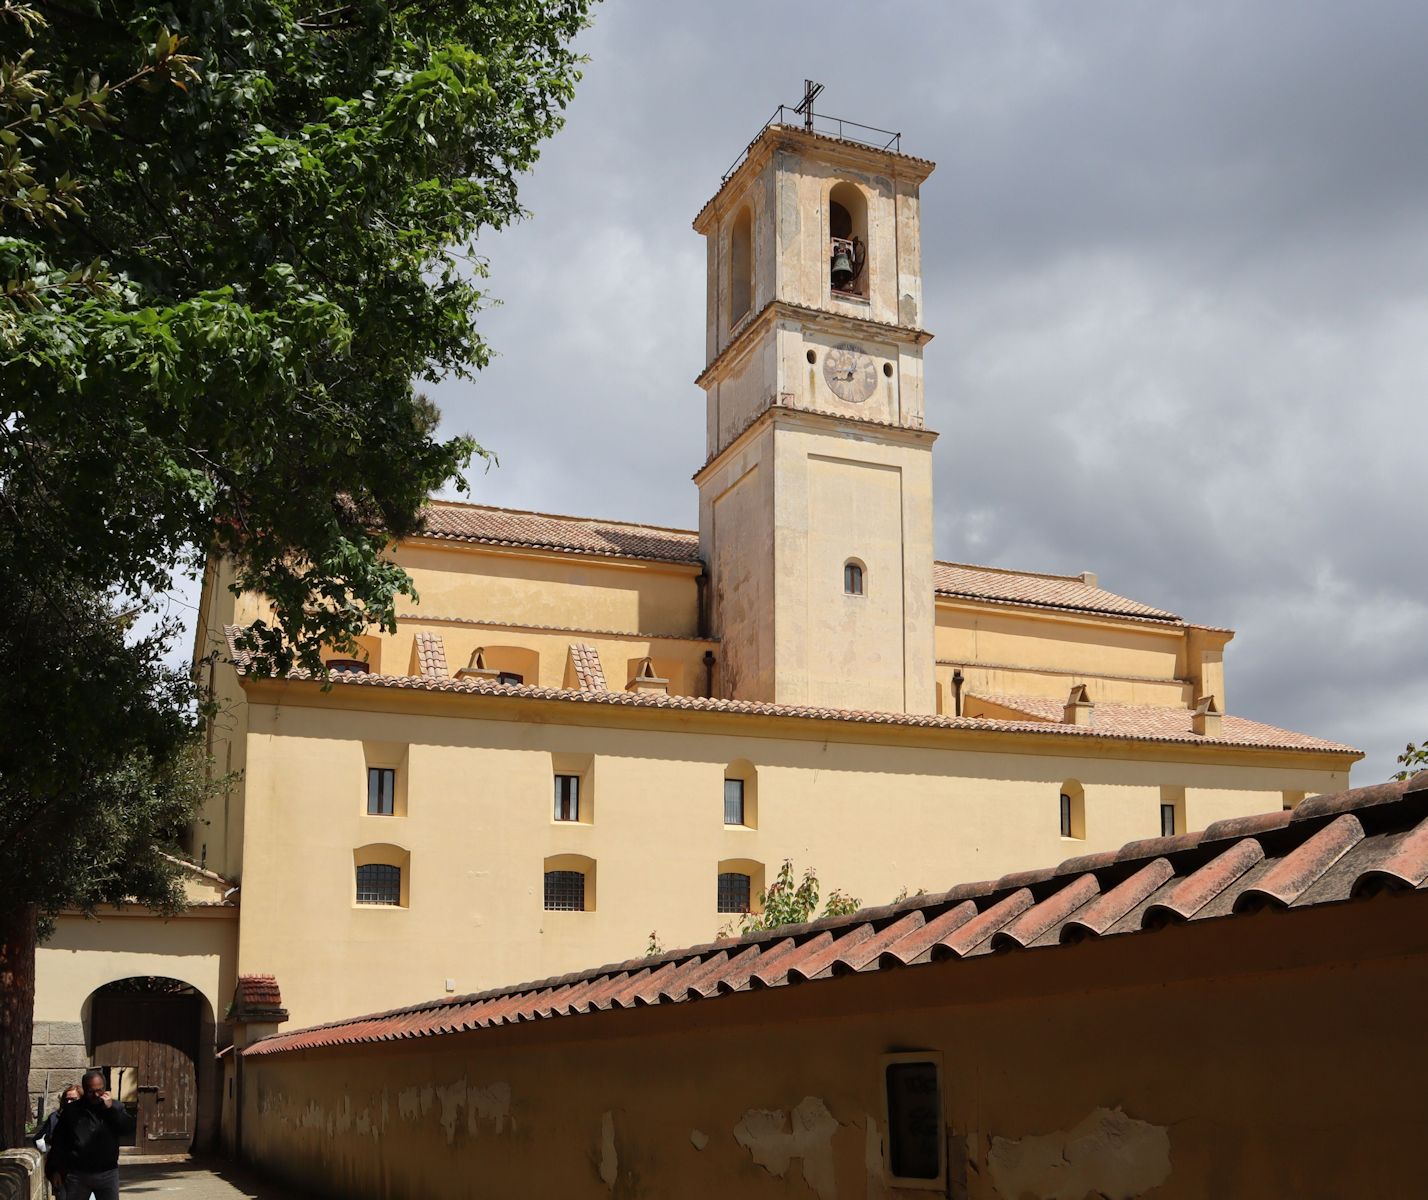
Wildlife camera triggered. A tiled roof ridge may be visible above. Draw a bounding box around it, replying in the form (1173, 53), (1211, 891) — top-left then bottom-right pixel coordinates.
(935, 558), (1090, 585)
(223, 629), (1358, 754)
(395, 615), (717, 644)
(245, 774), (1428, 1058)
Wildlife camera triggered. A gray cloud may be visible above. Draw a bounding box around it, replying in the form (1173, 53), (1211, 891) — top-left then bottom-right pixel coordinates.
(427, 0), (1428, 779)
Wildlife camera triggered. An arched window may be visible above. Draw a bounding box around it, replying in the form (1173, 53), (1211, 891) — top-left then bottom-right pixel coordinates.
(828, 181), (869, 297)
(844, 560), (865, 596)
(1059, 781), (1085, 840)
(729, 205), (753, 325)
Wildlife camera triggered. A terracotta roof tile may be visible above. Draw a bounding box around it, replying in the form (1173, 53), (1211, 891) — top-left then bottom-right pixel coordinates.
(418, 502), (701, 565)
(567, 643), (608, 692)
(237, 975), (282, 1008)
(410, 503), (1191, 627)
(412, 631), (448, 679)
(934, 563), (1179, 622)
(966, 691), (1357, 754)
(244, 775), (1428, 1060)
(225, 627), (1360, 756)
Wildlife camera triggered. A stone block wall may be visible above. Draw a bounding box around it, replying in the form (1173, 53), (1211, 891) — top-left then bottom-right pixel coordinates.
(27, 1020), (87, 1126)
(0, 1150), (44, 1200)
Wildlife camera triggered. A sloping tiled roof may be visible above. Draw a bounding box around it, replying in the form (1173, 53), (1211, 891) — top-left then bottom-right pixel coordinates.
(236, 976), (283, 1009)
(412, 504), (1186, 626)
(934, 562), (1179, 622)
(412, 631), (448, 679)
(225, 628), (1358, 755)
(568, 643), (607, 691)
(418, 503), (702, 565)
(965, 692), (1352, 753)
(246, 775), (1428, 1058)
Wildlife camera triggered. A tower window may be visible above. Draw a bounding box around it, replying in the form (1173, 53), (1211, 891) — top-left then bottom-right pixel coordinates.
(844, 560), (865, 595)
(729, 205), (752, 326)
(717, 871), (751, 914)
(828, 182), (869, 297)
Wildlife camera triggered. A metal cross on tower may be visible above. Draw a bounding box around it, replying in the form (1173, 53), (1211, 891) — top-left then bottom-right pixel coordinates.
(793, 79), (824, 132)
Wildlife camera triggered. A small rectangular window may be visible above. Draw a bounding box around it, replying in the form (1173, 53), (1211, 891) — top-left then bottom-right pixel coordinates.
(717, 872), (751, 914)
(356, 863), (401, 905)
(497, 671), (523, 686)
(1160, 802), (1177, 837)
(1060, 793), (1072, 838)
(554, 774), (580, 822)
(544, 870), (585, 911)
(724, 779), (745, 826)
(367, 767), (395, 816)
(885, 1059), (942, 1182)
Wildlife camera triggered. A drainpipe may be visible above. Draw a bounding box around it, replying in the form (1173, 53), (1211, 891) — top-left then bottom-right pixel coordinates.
(951, 668), (964, 717)
(703, 650), (717, 699)
(695, 571), (709, 639)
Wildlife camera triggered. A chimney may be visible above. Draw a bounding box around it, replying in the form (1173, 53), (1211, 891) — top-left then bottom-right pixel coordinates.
(455, 647), (501, 682)
(1192, 694), (1223, 737)
(627, 657), (669, 695)
(1063, 683), (1094, 726)
(1079, 571), (1098, 588)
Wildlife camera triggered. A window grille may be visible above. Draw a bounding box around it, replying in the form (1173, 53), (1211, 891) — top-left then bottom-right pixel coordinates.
(367, 767), (395, 816)
(724, 778), (745, 825)
(717, 871), (751, 914)
(554, 774), (580, 822)
(544, 870), (585, 911)
(844, 561), (864, 595)
(1160, 803), (1177, 837)
(356, 863), (401, 905)
(1060, 793), (1072, 838)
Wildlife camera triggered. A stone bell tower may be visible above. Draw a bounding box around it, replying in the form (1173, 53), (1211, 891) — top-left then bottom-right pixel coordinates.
(692, 107), (937, 714)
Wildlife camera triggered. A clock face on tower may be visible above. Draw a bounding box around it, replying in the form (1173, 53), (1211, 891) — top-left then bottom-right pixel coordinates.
(822, 342), (878, 404)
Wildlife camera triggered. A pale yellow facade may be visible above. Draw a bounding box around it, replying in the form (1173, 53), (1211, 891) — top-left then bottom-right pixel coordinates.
(31, 121), (1359, 1147)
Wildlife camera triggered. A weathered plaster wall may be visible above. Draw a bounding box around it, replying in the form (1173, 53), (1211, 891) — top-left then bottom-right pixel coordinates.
(238, 892), (1428, 1198)
(230, 684), (1347, 1028)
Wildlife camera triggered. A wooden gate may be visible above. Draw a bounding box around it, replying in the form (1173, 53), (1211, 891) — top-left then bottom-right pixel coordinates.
(91, 982), (200, 1153)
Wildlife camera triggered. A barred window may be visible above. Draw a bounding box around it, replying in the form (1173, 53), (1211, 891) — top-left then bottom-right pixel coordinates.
(724, 778), (745, 826)
(356, 863), (401, 905)
(367, 767), (395, 816)
(554, 774), (580, 822)
(717, 871), (751, 914)
(544, 870), (585, 911)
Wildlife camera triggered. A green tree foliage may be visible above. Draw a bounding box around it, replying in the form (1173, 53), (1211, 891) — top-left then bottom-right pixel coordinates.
(1394, 742), (1428, 781)
(0, 0), (592, 1145)
(722, 859), (862, 937)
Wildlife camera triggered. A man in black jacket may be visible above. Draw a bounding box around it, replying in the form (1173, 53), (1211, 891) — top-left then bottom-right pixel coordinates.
(48, 1068), (135, 1200)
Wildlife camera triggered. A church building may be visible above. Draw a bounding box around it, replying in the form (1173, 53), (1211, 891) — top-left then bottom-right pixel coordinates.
(30, 115), (1358, 1152)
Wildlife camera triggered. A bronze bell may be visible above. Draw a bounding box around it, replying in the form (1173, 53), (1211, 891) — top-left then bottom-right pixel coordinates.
(830, 247), (855, 289)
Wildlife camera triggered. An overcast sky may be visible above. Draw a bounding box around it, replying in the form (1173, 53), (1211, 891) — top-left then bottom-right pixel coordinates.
(416, 1), (1428, 779)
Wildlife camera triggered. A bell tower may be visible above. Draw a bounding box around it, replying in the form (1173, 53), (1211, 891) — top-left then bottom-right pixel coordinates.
(693, 99), (937, 714)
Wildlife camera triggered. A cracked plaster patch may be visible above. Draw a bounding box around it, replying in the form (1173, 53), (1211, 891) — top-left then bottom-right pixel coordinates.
(987, 1106), (1171, 1200)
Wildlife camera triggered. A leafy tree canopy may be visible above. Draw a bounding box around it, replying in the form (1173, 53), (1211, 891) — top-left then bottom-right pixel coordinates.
(0, 0), (592, 1145)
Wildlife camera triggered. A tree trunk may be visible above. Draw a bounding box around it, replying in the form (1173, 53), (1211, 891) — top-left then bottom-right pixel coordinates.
(0, 902), (37, 1149)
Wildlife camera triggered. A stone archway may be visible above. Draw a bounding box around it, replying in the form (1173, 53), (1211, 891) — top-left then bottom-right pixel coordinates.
(87, 977), (209, 1155)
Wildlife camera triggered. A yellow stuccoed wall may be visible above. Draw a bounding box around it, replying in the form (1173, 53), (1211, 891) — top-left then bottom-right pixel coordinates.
(232, 683), (1348, 1028)
(237, 892), (1428, 1199)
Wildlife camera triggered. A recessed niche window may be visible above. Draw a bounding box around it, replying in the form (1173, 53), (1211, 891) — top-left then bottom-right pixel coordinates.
(828, 181), (869, 297)
(554, 774), (580, 822)
(367, 767), (395, 816)
(353, 843), (410, 907)
(717, 871), (751, 914)
(544, 870), (584, 911)
(1160, 804), (1177, 836)
(844, 560), (865, 596)
(882, 1054), (944, 1185)
(1160, 786), (1186, 837)
(497, 670), (523, 686)
(1059, 781), (1085, 840)
(355, 863), (401, 905)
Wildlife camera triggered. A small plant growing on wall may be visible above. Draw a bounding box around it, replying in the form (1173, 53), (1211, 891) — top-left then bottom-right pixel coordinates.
(719, 859), (862, 937)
